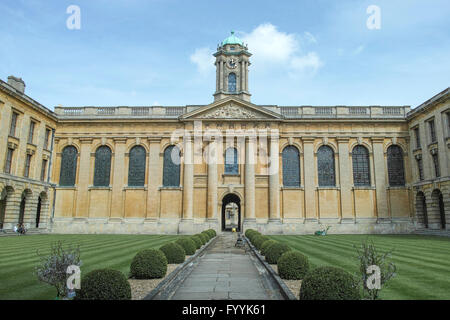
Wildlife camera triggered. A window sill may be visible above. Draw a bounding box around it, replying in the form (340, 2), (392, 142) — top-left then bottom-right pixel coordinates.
(223, 173), (240, 177)
(316, 186), (340, 190)
(56, 186), (77, 190)
(281, 186), (304, 190)
(387, 186), (408, 190)
(88, 186), (112, 190)
(352, 186), (376, 190)
(159, 186), (182, 191)
(124, 186), (147, 190)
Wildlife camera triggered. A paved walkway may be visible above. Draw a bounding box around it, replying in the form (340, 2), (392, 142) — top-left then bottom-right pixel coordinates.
(171, 233), (283, 300)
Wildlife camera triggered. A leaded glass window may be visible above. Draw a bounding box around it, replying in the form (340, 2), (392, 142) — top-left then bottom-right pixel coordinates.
(417, 158), (424, 181)
(317, 146), (335, 187)
(387, 145), (405, 186)
(282, 146), (300, 187)
(128, 146), (146, 186)
(352, 145), (370, 186)
(225, 147), (238, 174)
(93, 146), (112, 187)
(228, 73), (236, 92)
(59, 146), (78, 186)
(163, 145), (180, 187)
(432, 153), (440, 178)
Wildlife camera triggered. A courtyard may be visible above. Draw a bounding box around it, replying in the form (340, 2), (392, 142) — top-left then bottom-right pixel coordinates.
(0, 233), (449, 300)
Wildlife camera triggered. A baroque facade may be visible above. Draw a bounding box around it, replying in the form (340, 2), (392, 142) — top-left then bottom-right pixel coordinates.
(0, 32), (449, 234)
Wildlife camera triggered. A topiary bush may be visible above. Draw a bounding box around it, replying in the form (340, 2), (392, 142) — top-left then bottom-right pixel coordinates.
(159, 242), (185, 264)
(175, 237), (196, 255)
(247, 230), (261, 243)
(76, 269), (131, 300)
(277, 251), (310, 280)
(190, 235), (202, 249)
(201, 231), (211, 241)
(253, 235), (270, 250)
(197, 233), (208, 245)
(130, 249), (167, 279)
(265, 242), (291, 264)
(207, 229), (216, 238)
(245, 229), (257, 239)
(261, 240), (278, 256)
(300, 266), (360, 300)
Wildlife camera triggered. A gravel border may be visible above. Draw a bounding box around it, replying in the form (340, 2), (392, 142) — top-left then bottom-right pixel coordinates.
(143, 236), (218, 300)
(244, 236), (297, 300)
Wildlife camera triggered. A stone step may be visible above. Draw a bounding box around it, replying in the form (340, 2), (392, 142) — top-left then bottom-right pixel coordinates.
(0, 228), (48, 237)
(412, 229), (450, 237)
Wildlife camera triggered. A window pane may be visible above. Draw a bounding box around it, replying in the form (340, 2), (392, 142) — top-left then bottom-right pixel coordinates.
(282, 146), (300, 187)
(352, 145), (370, 186)
(228, 73), (236, 92)
(41, 159), (47, 181)
(9, 113), (17, 137)
(59, 146), (78, 186)
(24, 154), (32, 178)
(225, 148), (238, 174)
(5, 148), (13, 174)
(163, 145), (180, 187)
(128, 146), (146, 186)
(28, 122), (35, 144)
(387, 145), (405, 186)
(317, 146), (335, 187)
(93, 146), (112, 187)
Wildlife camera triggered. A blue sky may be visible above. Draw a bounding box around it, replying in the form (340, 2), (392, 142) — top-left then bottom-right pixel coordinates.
(0, 0), (449, 109)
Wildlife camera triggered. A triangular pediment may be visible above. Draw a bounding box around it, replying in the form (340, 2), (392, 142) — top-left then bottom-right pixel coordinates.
(180, 97), (283, 120)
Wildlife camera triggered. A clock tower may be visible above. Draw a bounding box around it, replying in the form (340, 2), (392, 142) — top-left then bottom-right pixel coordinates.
(213, 31), (252, 102)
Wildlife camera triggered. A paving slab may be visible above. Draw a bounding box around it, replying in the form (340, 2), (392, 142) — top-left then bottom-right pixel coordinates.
(170, 233), (283, 300)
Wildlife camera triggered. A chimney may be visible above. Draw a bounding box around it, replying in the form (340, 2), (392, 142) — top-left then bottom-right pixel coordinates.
(7, 76), (26, 94)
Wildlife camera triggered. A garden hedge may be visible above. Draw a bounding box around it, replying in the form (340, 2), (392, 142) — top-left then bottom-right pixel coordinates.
(300, 266), (360, 300)
(197, 233), (208, 245)
(159, 242), (185, 264)
(76, 269), (131, 300)
(277, 251), (310, 280)
(265, 242), (291, 264)
(201, 231), (212, 241)
(190, 235), (203, 249)
(130, 249), (168, 279)
(253, 235), (270, 250)
(261, 240), (278, 256)
(175, 237), (196, 255)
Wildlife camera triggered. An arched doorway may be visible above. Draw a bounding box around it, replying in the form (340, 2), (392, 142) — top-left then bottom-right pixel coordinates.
(416, 191), (428, 228)
(431, 189), (446, 229)
(0, 189), (7, 229)
(221, 193), (241, 232)
(18, 194), (26, 225)
(36, 197), (41, 228)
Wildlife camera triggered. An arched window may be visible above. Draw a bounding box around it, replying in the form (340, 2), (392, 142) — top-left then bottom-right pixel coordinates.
(282, 146), (300, 187)
(387, 145), (405, 186)
(228, 73), (236, 92)
(163, 145), (180, 187)
(59, 146), (78, 186)
(128, 146), (146, 187)
(93, 146), (112, 187)
(317, 145), (335, 187)
(225, 147), (238, 174)
(352, 145), (370, 186)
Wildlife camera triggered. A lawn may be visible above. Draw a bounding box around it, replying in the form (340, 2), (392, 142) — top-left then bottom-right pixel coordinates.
(269, 234), (450, 300)
(0, 234), (179, 300)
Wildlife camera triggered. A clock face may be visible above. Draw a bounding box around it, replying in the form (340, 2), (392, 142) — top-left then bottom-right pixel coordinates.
(228, 58), (237, 69)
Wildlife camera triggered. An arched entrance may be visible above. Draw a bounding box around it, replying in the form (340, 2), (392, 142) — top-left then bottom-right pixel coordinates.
(431, 189), (446, 229)
(36, 196), (41, 228)
(221, 193), (241, 232)
(0, 189), (7, 229)
(18, 195), (26, 225)
(415, 191), (428, 228)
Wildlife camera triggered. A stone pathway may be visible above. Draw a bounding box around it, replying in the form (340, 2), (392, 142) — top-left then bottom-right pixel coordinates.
(171, 233), (283, 300)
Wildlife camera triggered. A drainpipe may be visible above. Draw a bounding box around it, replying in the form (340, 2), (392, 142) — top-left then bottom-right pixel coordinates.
(47, 128), (57, 227)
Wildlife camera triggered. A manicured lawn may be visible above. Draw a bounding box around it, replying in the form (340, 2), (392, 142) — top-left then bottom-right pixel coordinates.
(0, 234), (179, 300)
(269, 234), (450, 300)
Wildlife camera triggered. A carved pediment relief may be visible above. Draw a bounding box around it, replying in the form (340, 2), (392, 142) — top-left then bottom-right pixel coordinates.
(197, 103), (260, 119)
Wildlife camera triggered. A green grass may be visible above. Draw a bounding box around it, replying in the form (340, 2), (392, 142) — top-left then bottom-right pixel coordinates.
(269, 234), (450, 300)
(0, 234), (179, 300)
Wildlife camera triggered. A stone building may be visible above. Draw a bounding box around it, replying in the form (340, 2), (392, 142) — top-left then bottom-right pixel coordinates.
(0, 32), (448, 234)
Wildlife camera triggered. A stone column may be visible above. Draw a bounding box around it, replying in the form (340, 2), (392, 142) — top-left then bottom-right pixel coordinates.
(303, 138), (316, 220)
(179, 137), (194, 234)
(244, 135), (256, 228)
(240, 61), (244, 92)
(337, 138), (352, 221)
(372, 138), (389, 219)
(207, 140), (218, 221)
(110, 138), (126, 219)
(269, 135), (280, 221)
(245, 61), (249, 92)
(219, 60), (224, 91)
(75, 138), (93, 218)
(146, 138), (161, 221)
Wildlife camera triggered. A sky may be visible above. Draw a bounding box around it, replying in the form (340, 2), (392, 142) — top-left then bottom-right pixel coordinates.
(0, 0), (449, 110)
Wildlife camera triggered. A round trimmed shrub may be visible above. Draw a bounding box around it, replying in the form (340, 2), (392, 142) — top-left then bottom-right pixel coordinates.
(76, 269), (131, 300)
(247, 231), (261, 243)
(277, 251), (310, 280)
(159, 242), (185, 264)
(265, 242), (291, 264)
(197, 233), (208, 245)
(245, 229), (257, 239)
(175, 237), (196, 255)
(201, 231), (211, 241)
(207, 229), (216, 237)
(300, 266), (360, 300)
(261, 240), (278, 256)
(130, 249), (167, 279)
(190, 235), (202, 249)
(253, 235), (270, 250)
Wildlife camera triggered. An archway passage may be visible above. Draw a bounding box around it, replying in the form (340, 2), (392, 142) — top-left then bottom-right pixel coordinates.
(0, 191), (6, 229)
(438, 192), (446, 229)
(36, 197), (42, 228)
(221, 193), (241, 232)
(18, 197), (25, 225)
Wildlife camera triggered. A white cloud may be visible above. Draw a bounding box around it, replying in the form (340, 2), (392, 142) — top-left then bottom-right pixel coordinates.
(190, 47), (215, 75)
(241, 23), (323, 76)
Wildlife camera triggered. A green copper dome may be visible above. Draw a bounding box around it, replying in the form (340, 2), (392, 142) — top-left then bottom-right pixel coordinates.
(222, 31), (244, 46)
